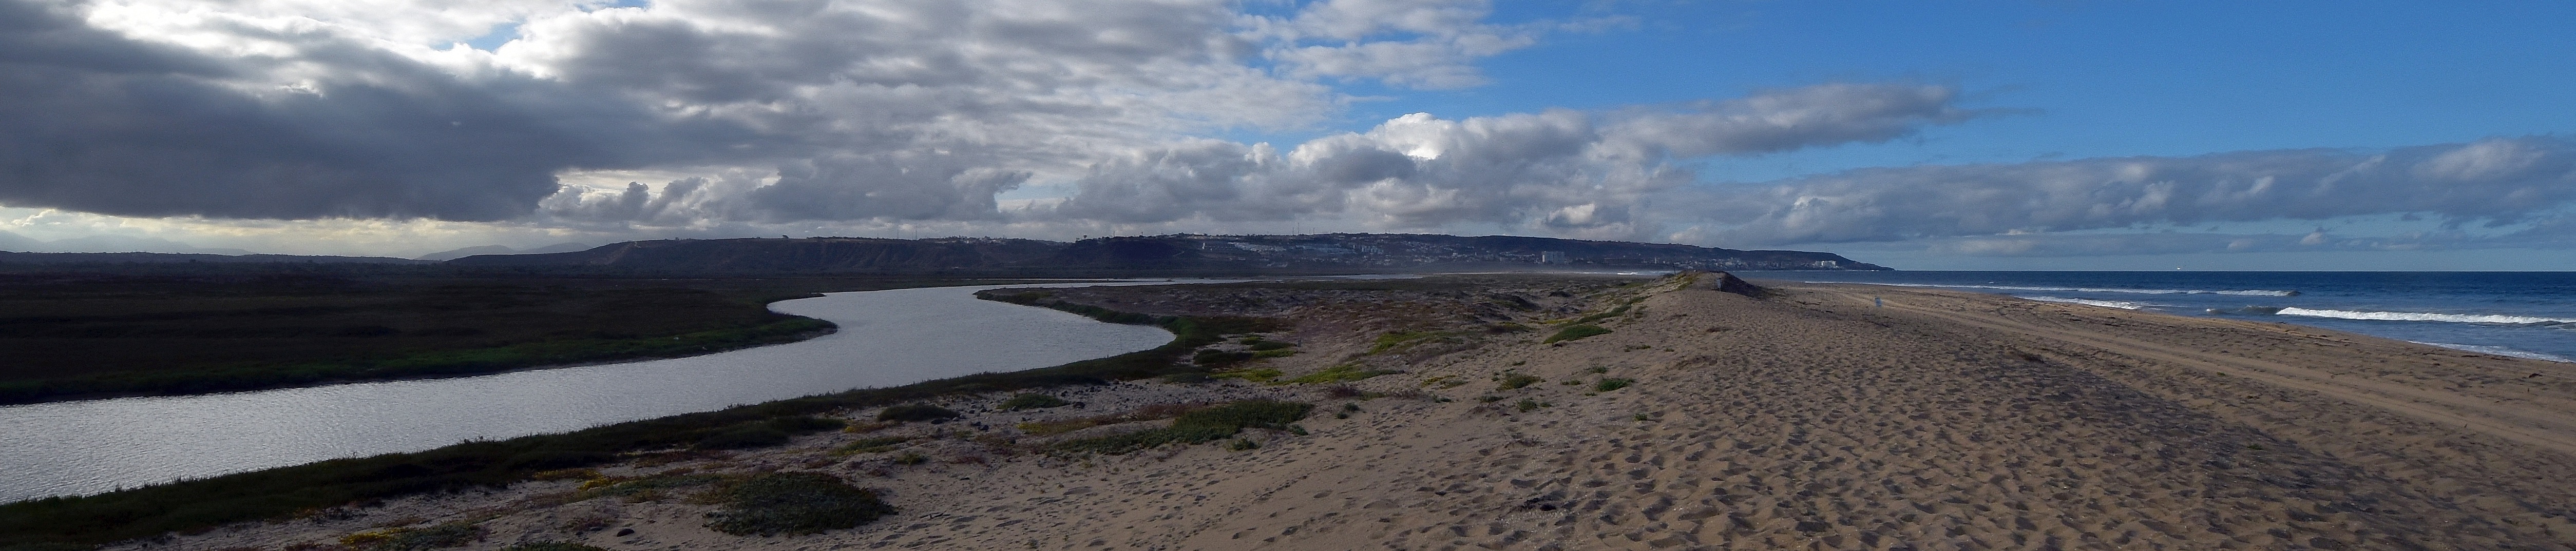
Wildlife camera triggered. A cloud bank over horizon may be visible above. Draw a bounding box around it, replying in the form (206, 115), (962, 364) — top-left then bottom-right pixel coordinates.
(2, 0), (2573, 263)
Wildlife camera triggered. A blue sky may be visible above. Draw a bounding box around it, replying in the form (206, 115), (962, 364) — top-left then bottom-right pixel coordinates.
(3, 0), (2572, 268)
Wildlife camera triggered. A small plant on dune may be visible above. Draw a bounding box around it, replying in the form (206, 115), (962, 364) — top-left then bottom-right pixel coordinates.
(876, 404), (960, 423)
(502, 543), (610, 551)
(1497, 373), (1543, 390)
(1595, 378), (1634, 392)
(340, 521), (482, 551)
(1284, 364), (1403, 384)
(1477, 396), (1504, 403)
(829, 436), (914, 457)
(1367, 331), (1445, 355)
(703, 472), (895, 536)
(1224, 439), (1261, 451)
(1543, 325), (1611, 344)
(999, 393), (1070, 411)
(1587, 366), (1608, 373)
(1514, 399), (1547, 412)
(891, 452), (930, 465)
(1053, 400), (1312, 455)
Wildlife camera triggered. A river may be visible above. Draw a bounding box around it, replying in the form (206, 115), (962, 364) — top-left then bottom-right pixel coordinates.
(0, 283), (1179, 503)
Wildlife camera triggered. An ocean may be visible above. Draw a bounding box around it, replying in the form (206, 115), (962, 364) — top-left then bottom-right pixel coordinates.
(1742, 271), (2576, 363)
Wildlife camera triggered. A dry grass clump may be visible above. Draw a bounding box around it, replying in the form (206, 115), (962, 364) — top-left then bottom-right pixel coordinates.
(339, 520), (482, 550)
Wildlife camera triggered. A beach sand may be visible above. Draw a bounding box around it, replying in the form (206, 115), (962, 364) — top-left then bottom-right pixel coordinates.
(121, 274), (2576, 550)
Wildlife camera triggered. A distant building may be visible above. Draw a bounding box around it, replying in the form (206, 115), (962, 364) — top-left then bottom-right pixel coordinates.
(1539, 251), (1568, 264)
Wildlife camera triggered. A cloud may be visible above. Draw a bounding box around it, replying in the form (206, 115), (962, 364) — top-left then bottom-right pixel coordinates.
(1050, 83), (1988, 237)
(1683, 136), (2576, 246)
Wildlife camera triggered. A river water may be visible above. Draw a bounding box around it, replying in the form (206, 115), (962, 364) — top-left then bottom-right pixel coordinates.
(0, 283), (1178, 503)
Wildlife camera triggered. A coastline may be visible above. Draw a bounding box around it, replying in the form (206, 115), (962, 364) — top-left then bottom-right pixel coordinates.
(33, 273), (2576, 549)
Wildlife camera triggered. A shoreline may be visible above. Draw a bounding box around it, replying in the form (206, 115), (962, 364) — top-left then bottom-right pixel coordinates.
(26, 273), (2576, 549)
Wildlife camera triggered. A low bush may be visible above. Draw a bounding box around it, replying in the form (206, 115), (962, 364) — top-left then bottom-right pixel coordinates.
(500, 542), (609, 551)
(1192, 349), (1254, 367)
(1515, 399), (1547, 412)
(1542, 325), (1611, 344)
(1282, 364), (1402, 384)
(1367, 331), (1443, 355)
(1054, 400), (1311, 455)
(703, 473), (895, 536)
(1594, 378), (1634, 392)
(998, 393), (1070, 410)
(1497, 373), (1544, 390)
(1209, 368), (1282, 383)
(876, 404), (960, 422)
(829, 436), (913, 456)
(340, 520), (482, 550)
(694, 416), (845, 450)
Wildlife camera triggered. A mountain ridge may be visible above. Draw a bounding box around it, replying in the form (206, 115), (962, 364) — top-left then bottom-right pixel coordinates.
(446, 233), (1888, 274)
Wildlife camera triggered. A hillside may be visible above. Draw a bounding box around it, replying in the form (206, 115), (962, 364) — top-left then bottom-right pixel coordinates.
(444, 233), (1887, 274)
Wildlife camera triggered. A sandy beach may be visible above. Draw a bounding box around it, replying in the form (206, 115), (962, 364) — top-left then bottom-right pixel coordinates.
(116, 273), (2576, 550)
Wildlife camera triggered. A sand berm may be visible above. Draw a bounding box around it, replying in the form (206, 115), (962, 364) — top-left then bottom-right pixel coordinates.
(124, 272), (2576, 550)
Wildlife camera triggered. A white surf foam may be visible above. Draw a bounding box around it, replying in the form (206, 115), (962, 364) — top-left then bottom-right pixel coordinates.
(2412, 342), (2575, 363)
(2024, 296), (2147, 309)
(1823, 282), (2298, 297)
(2273, 307), (2576, 325)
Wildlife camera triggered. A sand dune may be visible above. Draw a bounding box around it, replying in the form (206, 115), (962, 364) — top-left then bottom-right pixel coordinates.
(118, 274), (2576, 550)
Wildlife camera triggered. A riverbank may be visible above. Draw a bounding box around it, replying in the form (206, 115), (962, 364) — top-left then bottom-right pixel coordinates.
(33, 272), (2576, 549)
(0, 275), (1038, 405)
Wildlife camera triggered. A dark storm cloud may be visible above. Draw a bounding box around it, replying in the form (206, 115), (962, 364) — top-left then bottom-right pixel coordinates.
(0, 0), (757, 221)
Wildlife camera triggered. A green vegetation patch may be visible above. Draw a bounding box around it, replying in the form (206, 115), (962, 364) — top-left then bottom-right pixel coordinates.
(876, 404), (960, 422)
(1367, 331), (1445, 355)
(500, 542), (609, 551)
(1054, 400), (1311, 455)
(998, 393), (1070, 410)
(1192, 349), (1255, 367)
(829, 436), (914, 456)
(1543, 325), (1612, 344)
(341, 520), (483, 550)
(1497, 373), (1544, 390)
(703, 473), (895, 536)
(1595, 378), (1634, 392)
(1282, 364), (1404, 385)
(1569, 304), (1632, 325)
(693, 416), (845, 450)
(1250, 348), (1298, 359)
(1209, 368), (1283, 383)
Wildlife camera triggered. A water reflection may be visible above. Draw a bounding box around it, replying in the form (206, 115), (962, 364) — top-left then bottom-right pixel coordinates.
(0, 283), (1175, 502)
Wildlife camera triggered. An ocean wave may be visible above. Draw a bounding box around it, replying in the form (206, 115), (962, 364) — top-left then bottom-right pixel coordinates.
(2412, 342), (2575, 363)
(2023, 296), (2147, 309)
(1827, 282), (2298, 297)
(2272, 307), (2576, 325)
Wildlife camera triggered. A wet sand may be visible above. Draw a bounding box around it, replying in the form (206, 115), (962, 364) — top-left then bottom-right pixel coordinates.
(120, 275), (2576, 550)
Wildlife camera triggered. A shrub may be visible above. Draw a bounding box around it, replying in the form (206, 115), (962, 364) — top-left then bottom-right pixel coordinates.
(1225, 439), (1260, 451)
(892, 452), (929, 465)
(340, 521), (482, 550)
(1595, 378), (1634, 392)
(1209, 368), (1282, 383)
(1367, 331), (1442, 355)
(1192, 349), (1254, 367)
(1515, 399), (1545, 412)
(1054, 400), (1311, 455)
(502, 450), (613, 471)
(829, 437), (913, 457)
(1542, 325), (1611, 344)
(999, 393), (1070, 411)
(1283, 364), (1402, 384)
(703, 473), (895, 536)
(1250, 348), (1297, 359)
(501, 543), (609, 551)
(693, 427), (789, 450)
(1497, 373), (1543, 390)
(876, 404), (960, 422)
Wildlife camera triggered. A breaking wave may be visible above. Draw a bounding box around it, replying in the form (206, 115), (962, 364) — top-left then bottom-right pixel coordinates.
(2024, 296), (2147, 309)
(2270, 307), (2576, 325)
(2413, 342), (2575, 363)
(1835, 282), (2298, 297)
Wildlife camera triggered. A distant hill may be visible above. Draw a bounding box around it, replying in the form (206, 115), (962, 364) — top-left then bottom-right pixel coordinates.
(0, 251), (433, 265)
(413, 242), (593, 262)
(446, 234), (1888, 274)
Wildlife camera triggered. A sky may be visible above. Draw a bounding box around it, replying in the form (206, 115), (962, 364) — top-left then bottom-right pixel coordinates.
(2, 0), (2573, 269)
